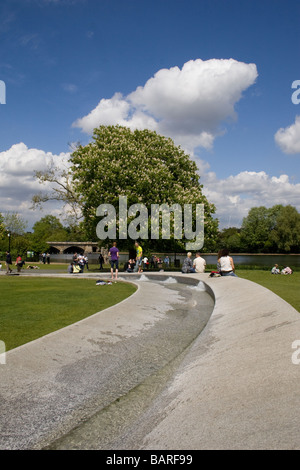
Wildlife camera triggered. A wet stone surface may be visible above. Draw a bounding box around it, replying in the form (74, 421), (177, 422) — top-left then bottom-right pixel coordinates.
(45, 279), (214, 449)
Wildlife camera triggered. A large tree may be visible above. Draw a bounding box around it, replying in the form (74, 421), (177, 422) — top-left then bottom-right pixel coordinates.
(240, 204), (300, 253)
(69, 125), (218, 251)
(269, 205), (300, 252)
(30, 215), (69, 253)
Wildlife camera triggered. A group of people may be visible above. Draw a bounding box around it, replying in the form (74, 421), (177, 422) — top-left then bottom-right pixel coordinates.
(40, 253), (50, 264)
(181, 248), (237, 277)
(68, 252), (89, 274)
(271, 264), (293, 275)
(4, 251), (25, 273)
(67, 244), (238, 278)
(110, 241), (143, 278)
(181, 252), (207, 274)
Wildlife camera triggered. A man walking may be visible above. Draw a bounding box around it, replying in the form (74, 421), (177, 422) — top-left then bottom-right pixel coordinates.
(5, 251), (12, 274)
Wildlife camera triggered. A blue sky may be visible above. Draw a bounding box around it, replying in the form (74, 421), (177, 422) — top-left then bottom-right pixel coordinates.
(0, 0), (300, 230)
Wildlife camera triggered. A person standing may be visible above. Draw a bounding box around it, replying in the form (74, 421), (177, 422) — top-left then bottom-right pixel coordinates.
(134, 241), (143, 273)
(5, 251), (12, 274)
(78, 254), (85, 273)
(98, 253), (104, 270)
(143, 256), (148, 270)
(109, 241), (119, 280)
(150, 255), (155, 269)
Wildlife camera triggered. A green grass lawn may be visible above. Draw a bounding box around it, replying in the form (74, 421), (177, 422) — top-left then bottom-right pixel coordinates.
(19, 262), (116, 273)
(0, 277), (137, 351)
(1, 267), (298, 353)
(237, 269), (300, 313)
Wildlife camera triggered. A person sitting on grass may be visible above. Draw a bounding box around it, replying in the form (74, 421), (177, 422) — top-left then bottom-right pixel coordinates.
(281, 266), (293, 275)
(271, 264), (280, 274)
(67, 262), (74, 274)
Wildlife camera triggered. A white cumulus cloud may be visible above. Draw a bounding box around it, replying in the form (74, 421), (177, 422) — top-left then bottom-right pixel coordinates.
(0, 143), (70, 228)
(73, 58), (258, 151)
(274, 115), (300, 154)
(202, 170), (300, 227)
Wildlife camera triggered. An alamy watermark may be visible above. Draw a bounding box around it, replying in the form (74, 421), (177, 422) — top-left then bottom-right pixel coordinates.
(0, 340), (6, 365)
(96, 196), (204, 250)
(291, 340), (300, 365)
(291, 80), (300, 105)
(0, 80), (6, 104)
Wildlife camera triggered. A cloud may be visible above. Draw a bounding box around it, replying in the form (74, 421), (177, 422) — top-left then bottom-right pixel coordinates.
(73, 58), (258, 151)
(274, 115), (300, 154)
(0, 143), (70, 228)
(62, 83), (78, 93)
(202, 170), (300, 227)
(19, 33), (41, 51)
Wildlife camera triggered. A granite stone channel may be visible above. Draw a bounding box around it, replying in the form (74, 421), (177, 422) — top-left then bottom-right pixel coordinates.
(45, 275), (214, 450)
(0, 273), (215, 450)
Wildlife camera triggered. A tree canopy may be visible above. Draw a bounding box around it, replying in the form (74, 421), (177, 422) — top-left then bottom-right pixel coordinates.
(240, 204), (300, 253)
(69, 125), (218, 250)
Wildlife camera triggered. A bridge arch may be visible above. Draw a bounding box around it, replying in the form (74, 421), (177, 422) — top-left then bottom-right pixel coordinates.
(63, 245), (84, 255)
(46, 241), (100, 254)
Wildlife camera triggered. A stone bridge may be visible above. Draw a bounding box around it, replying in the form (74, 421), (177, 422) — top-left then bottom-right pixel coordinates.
(46, 241), (100, 255)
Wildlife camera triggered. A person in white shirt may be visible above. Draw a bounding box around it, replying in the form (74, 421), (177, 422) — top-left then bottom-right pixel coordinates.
(193, 252), (206, 273)
(218, 249), (237, 276)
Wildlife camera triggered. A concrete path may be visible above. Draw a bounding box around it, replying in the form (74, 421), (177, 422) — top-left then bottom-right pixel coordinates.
(131, 273), (300, 450)
(0, 271), (299, 449)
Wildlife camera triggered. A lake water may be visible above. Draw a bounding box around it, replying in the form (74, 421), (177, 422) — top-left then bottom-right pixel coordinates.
(201, 254), (300, 268)
(48, 252), (300, 268)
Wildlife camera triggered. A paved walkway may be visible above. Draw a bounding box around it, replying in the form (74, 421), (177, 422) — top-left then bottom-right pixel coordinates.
(0, 271), (299, 449)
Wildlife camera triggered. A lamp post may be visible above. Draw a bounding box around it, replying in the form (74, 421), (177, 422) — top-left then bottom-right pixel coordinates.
(8, 232), (11, 252)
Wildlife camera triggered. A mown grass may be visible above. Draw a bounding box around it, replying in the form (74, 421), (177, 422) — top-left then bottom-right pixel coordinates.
(237, 270), (300, 313)
(1, 265), (298, 353)
(0, 277), (136, 351)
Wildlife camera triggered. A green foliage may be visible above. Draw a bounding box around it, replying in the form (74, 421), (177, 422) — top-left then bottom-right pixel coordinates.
(218, 227), (242, 252)
(0, 213), (5, 238)
(0, 212), (29, 258)
(268, 205), (300, 252)
(240, 204), (300, 253)
(2, 212), (27, 236)
(30, 215), (69, 253)
(70, 125), (218, 251)
(240, 206), (275, 252)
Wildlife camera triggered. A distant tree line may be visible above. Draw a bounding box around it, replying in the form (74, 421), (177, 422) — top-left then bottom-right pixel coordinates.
(0, 213), (87, 259)
(1, 204), (299, 260)
(218, 204), (300, 253)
